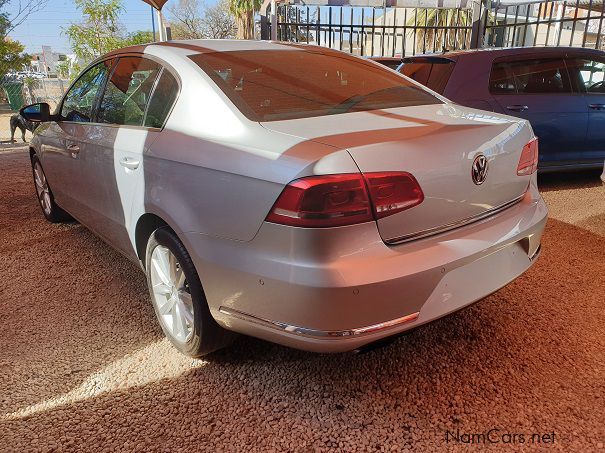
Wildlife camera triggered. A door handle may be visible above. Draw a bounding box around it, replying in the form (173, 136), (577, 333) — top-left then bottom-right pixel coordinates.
(119, 157), (140, 170)
(506, 105), (529, 112)
(588, 104), (605, 110)
(67, 143), (80, 158)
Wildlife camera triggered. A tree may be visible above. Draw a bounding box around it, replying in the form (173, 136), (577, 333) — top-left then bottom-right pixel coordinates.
(202, 0), (236, 39)
(168, 0), (236, 40)
(0, 0), (49, 39)
(406, 8), (472, 53)
(0, 37), (28, 77)
(229, 0), (261, 40)
(168, 0), (205, 39)
(123, 30), (155, 46)
(64, 0), (126, 66)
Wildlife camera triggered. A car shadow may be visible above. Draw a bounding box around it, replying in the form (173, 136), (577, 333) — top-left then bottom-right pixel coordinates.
(538, 169), (603, 192)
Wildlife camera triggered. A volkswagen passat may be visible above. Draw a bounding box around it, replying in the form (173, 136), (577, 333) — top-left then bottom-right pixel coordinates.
(22, 40), (548, 357)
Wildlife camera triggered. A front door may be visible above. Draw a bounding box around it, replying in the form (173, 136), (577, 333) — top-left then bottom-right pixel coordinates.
(40, 60), (113, 215)
(566, 54), (605, 166)
(489, 55), (587, 169)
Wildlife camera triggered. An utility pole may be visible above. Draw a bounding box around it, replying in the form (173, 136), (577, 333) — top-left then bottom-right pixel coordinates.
(151, 5), (157, 41)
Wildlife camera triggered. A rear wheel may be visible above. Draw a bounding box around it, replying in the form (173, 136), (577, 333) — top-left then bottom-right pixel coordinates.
(145, 227), (236, 357)
(31, 154), (72, 223)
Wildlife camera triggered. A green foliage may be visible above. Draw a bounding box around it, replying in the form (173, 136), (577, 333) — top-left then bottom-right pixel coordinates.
(229, 0), (261, 39)
(0, 38), (29, 78)
(406, 8), (472, 53)
(64, 0), (126, 65)
(56, 60), (71, 79)
(123, 30), (155, 46)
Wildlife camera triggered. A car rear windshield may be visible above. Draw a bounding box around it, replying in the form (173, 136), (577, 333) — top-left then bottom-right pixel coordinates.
(400, 57), (455, 94)
(189, 50), (440, 122)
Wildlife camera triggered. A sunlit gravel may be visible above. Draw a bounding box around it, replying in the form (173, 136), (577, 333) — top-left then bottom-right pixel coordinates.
(1, 149), (603, 451)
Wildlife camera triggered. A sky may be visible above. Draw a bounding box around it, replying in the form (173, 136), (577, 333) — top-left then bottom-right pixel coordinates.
(5, 0), (169, 55)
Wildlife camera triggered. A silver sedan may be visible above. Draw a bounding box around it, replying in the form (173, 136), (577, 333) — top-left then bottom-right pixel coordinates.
(23, 40), (548, 356)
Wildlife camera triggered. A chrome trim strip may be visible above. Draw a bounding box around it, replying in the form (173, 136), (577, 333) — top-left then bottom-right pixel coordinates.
(386, 195), (525, 245)
(218, 307), (420, 340)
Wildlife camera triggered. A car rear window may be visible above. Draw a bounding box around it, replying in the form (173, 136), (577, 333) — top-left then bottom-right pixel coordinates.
(400, 58), (455, 94)
(189, 50), (440, 122)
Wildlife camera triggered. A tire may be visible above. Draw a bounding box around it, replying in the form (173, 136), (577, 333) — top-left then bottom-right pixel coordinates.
(31, 154), (72, 223)
(145, 227), (236, 357)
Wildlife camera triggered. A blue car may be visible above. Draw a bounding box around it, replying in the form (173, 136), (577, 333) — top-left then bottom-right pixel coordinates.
(399, 47), (605, 171)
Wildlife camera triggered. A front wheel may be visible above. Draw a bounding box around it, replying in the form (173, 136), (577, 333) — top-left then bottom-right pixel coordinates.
(145, 227), (236, 357)
(31, 154), (72, 223)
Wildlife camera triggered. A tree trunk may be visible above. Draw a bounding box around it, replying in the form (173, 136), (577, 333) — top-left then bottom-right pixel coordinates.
(236, 9), (255, 39)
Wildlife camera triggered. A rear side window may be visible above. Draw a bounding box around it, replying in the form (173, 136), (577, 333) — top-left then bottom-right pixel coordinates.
(490, 58), (572, 94)
(98, 57), (162, 126)
(190, 49), (440, 121)
(565, 57), (605, 94)
(144, 70), (179, 128)
(400, 59), (455, 94)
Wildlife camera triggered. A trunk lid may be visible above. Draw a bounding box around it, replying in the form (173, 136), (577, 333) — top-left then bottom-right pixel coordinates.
(262, 104), (533, 243)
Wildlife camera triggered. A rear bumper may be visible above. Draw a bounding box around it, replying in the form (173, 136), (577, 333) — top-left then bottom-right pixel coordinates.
(182, 180), (547, 353)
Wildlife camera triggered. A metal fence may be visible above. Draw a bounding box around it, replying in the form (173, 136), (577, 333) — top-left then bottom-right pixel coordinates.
(484, 0), (605, 49)
(0, 77), (68, 144)
(269, 0), (605, 55)
(273, 4), (475, 56)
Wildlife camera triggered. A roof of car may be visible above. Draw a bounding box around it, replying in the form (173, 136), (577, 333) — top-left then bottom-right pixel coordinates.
(106, 39), (338, 58)
(407, 46), (604, 59)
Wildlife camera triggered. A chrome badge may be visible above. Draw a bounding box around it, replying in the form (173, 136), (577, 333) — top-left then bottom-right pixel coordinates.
(472, 154), (489, 185)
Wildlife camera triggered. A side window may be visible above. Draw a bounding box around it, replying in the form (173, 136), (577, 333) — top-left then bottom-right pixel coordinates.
(98, 57), (162, 126)
(489, 61), (517, 94)
(144, 70), (178, 128)
(567, 58), (605, 94)
(490, 58), (571, 95)
(61, 60), (112, 122)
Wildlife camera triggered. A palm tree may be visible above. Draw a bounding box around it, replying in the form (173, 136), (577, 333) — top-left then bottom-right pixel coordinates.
(229, 0), (262, 39)
(406, 8), (472, 53)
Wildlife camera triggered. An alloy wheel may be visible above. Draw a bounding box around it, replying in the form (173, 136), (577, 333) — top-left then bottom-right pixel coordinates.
(149, 244), (194, 343)
(33, 161), (52, 216)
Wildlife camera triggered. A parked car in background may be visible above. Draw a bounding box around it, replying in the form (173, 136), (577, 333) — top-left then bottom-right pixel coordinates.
(399, 47), (605, 171)
(23, 40), (546, 357)
(369, 56), (403, 70)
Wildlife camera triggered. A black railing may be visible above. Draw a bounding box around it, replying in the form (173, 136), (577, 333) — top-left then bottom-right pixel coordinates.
(484, 0), (605, 49)
(268, 1), (605, 55)
(274, 5), (474, 57)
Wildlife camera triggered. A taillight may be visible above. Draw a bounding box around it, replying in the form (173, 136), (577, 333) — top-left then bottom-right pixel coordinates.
(365, 172), (424, 219)
(517, 138), (539, 176)
(266, 172), (424, 228)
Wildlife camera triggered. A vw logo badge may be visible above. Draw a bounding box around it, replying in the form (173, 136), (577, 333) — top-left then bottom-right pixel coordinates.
(472, 154), (489, 185)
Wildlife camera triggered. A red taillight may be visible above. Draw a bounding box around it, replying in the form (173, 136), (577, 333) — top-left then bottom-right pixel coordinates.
(365, 172), (424, 219)
(517, 138), (539, 176)
(266, 172), (424, 228)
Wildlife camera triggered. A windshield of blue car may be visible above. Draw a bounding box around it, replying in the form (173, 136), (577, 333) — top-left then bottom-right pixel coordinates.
(190, 49), (441, 122)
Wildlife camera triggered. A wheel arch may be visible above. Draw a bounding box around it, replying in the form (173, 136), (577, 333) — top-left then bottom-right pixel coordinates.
(134, 213), (174, 266)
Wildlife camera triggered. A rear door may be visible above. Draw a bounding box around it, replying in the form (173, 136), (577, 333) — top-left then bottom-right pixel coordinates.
(80, 56), (178, 259)
(489, 55), (587, 168)
(566, 54), (605, 166)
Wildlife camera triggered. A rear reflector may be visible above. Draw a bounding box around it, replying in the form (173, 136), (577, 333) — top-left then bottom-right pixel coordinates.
(266, 172), (424, 228)
(517, 138), (539, 176)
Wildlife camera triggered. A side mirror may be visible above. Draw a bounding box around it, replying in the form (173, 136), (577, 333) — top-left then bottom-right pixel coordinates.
(19, 103), (51, 122)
